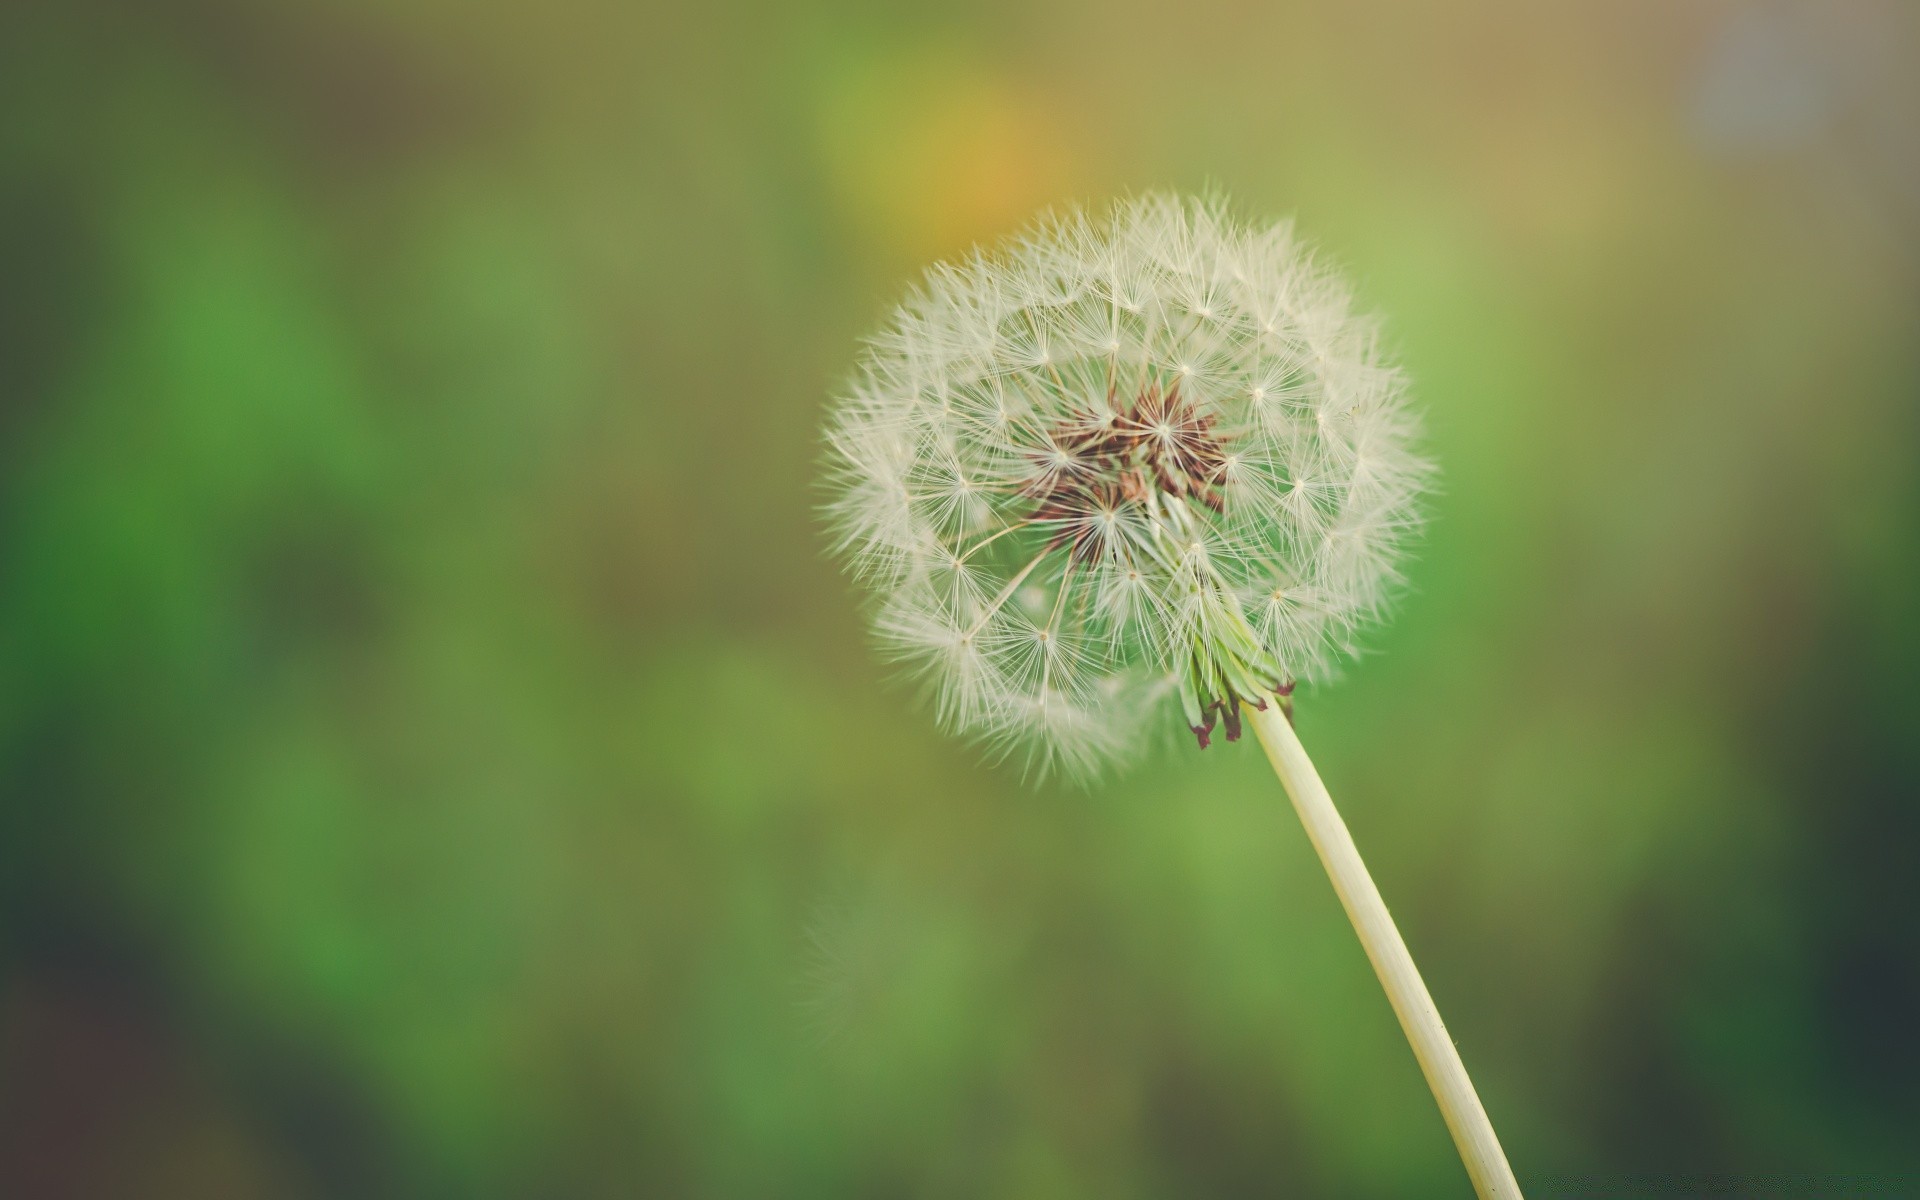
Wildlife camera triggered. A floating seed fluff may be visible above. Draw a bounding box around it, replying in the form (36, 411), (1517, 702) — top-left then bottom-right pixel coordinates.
(825, 194), (1430, 777)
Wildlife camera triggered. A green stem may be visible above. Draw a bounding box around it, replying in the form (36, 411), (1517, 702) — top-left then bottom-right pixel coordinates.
(1247, 699), (1522, 1199)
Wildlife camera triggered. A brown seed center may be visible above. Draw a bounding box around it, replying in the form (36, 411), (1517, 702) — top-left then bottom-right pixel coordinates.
(1023, 383), (1232, 561)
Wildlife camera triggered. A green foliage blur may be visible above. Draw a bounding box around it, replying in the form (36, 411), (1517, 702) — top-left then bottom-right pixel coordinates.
(4, 2), (1918, 1196)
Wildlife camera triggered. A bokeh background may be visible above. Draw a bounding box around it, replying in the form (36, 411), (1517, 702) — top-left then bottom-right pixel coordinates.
(3, 1), (1918, 1196)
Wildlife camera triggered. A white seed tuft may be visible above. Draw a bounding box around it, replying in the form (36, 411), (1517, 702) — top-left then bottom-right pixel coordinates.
(823, 193), (1430, 779)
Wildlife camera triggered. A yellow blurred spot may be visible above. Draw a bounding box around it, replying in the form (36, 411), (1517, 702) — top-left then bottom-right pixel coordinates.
(814, 43), (1073, 259)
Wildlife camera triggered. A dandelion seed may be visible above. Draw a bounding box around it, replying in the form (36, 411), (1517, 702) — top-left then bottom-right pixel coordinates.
(822, 193), (1427, 777)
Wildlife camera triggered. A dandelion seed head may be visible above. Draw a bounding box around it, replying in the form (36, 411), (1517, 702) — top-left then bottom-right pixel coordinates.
(823, 193), (1430, 778)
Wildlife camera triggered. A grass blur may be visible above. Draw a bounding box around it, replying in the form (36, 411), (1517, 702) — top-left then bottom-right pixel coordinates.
(3, 1), (1918, 1196)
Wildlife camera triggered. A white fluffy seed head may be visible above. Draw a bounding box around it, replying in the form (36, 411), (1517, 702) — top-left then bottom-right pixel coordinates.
(823, 193), (1431, 779)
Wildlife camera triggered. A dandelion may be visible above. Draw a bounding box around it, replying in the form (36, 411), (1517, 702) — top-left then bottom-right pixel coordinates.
(825, 193), (1423, 775)
(823, 193), (1520, 1197)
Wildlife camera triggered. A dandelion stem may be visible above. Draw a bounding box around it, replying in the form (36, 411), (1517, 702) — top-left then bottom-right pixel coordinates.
(1247, 699), (1521, 1200)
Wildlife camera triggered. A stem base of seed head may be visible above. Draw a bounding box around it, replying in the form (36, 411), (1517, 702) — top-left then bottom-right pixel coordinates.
(1249, 697), (1522, 1199)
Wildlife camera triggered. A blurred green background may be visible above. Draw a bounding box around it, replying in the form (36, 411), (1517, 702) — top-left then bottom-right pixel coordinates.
(3, 1), (1917, 1196)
